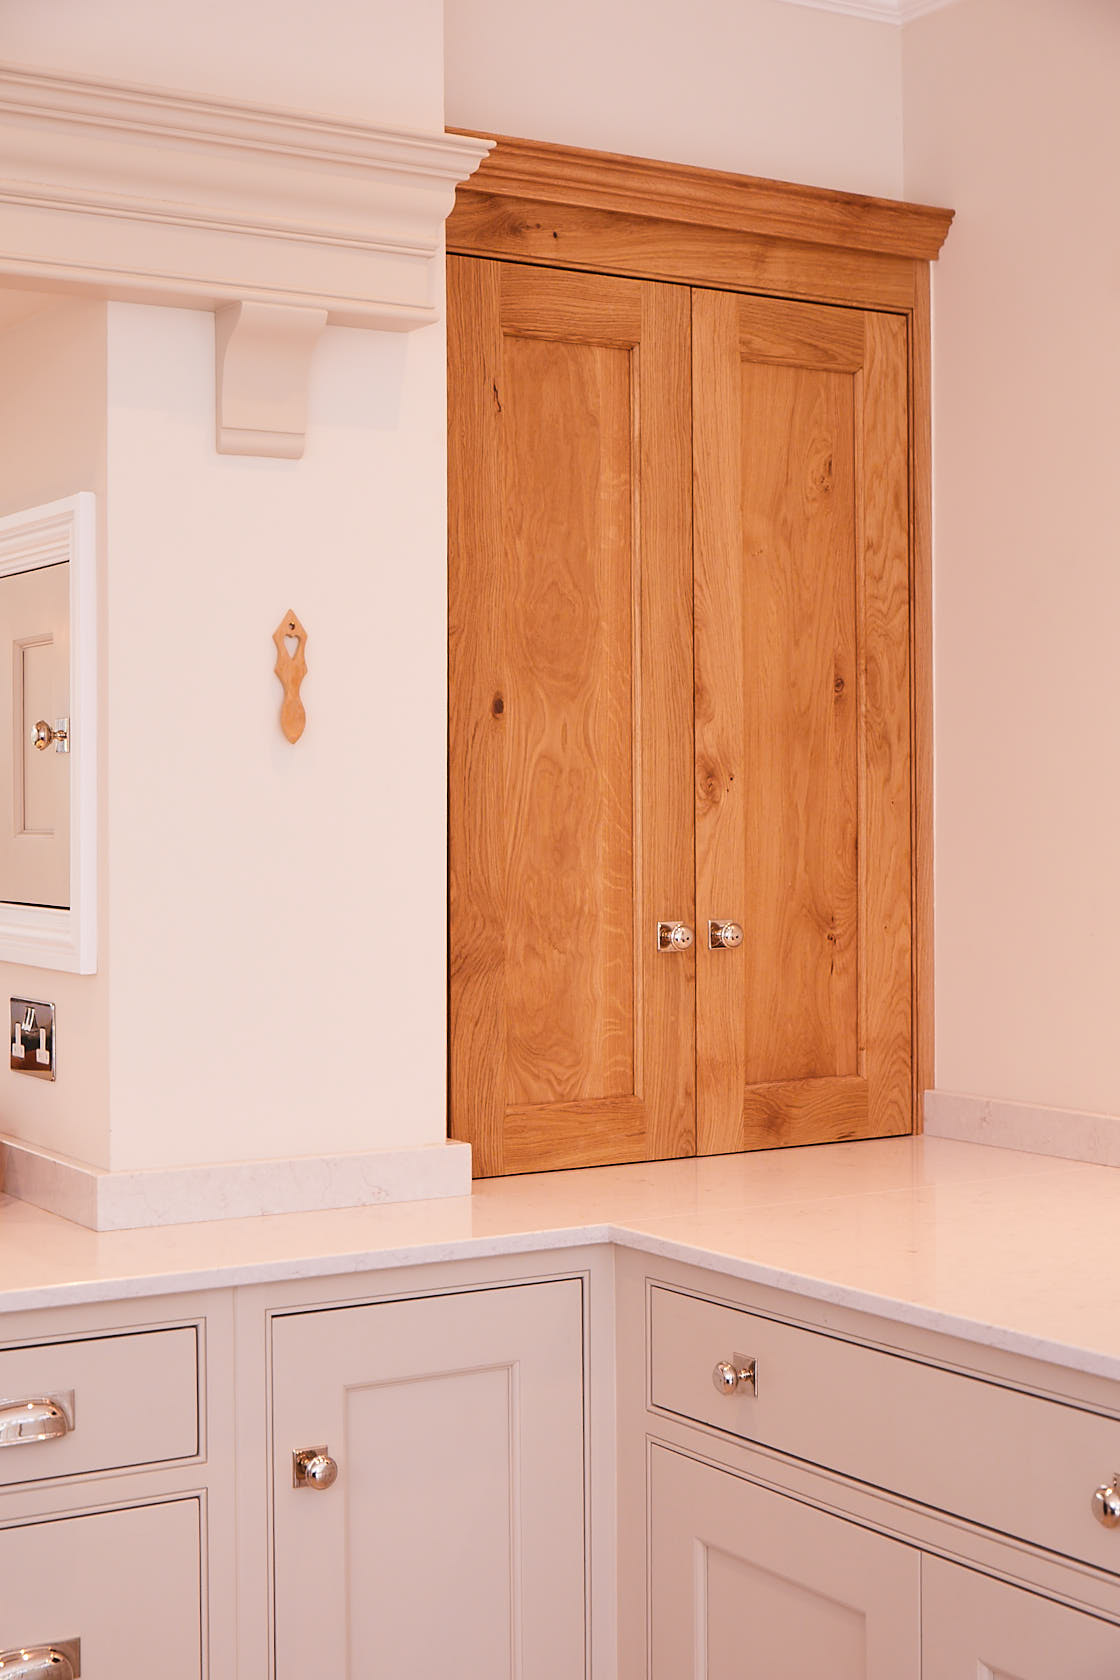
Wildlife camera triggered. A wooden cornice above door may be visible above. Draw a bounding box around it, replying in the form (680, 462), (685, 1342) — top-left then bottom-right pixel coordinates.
(0, 64), (491, 456)
(449, 130), (953, 265)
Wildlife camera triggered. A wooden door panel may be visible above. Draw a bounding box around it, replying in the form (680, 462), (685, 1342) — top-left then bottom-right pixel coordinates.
(693, 289), (912, 1152)
(272, 1280), (586, 1680)
(650, 1445), (921, 1679)
(449, 257), (695, 1175)
(922, 1557), (1120, 1677)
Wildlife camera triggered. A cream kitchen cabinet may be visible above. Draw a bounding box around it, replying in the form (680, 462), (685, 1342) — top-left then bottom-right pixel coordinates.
(650, 1443), (921, 1678)
(618, 1251), (1120, 1679)
(268, 1275), (587, 1680)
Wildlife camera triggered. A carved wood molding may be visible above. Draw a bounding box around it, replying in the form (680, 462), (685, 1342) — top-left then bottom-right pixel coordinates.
(449, 130), (953, 263)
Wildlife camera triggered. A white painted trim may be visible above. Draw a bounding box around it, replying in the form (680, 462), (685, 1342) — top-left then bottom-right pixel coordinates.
(924, 1090), (1120, 1170)
(0, 1133), (472, 1230)
(771, 0), (962, 22)
(0, 63), (491, 331)
(0, 493), (97, 973)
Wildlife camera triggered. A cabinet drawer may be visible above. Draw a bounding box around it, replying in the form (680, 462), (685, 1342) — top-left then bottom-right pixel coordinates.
(0, 1498), (202, 1675)
(0, 1327), (198, 1486)
(650, 1284), (1120, 1573)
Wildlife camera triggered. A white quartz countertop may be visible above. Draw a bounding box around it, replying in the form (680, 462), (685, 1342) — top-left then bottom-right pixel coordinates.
(1, 1136), (1118, 1382)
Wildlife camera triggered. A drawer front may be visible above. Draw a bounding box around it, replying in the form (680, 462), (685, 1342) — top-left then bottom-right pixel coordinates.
(650, 1284), (1120, 1573)
(0, 1327), (198, 1486)
(0, 1499), (202, 1675)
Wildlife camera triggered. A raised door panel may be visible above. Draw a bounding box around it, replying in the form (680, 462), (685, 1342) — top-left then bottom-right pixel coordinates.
(0, 1499), (202, 1674)
(692, 290), (912, 1151)
(650, 1444), (920, 1678)
(272, 1279), (586, 1680)
(0, 561), (69, 909)
(922, 1556), (1120, 1677)
(449, 256), (695, 1175)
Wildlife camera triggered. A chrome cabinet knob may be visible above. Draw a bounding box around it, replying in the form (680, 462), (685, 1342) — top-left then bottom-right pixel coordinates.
(709, 919), (744, 950)
(657, 921), (694, 952)
(30, 719), (69, 755)
(0, 1639), (80, 1679)
(293, 1445), (339, 1490)
(712, 1355), (757, 1397)
(0, 1397), (71, 1448)
(1092, 1478), (1120, 1528)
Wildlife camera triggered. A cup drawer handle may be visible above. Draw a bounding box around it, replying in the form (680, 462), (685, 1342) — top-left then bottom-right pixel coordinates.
(0, 1639), (80, 1679)
(0, 1396), (72, 1448)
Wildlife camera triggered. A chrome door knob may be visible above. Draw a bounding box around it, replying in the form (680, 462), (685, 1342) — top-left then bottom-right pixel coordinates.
(712, 1355), (757, 1396)
(657, 921), (694, 952)
(1092, 1480), (1120, 1528)
(709, 919), (744, 950)
(292, 1446), (339, 1490)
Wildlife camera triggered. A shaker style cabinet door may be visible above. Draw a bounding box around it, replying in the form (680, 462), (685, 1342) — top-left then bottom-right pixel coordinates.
(448, 256), (696, 1176)
(649, 1445), (920, 1680)
(0, 1499), (203, 1676)
(922, 1555), (1120, 1677)
(692, 292), (913, 1152)
(0, 559), (70, 909)
(272, 1279), (586, 1680)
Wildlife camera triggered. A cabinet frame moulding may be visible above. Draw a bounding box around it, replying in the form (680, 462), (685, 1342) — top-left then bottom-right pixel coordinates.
(0, 493), (97, 974)
(448, 133), (952, 1130)
(0, 64), (491, 458)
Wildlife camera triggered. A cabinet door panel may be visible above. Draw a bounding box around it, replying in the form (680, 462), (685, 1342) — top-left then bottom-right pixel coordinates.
(272, 1279), (585, 1680)
(923, 1556), (1120, 1677)
(449, 256), (695, 1175)
(0, 561), (69, 909)
(650, 1444), (920, 1678)
(0, 1499), (202, 1675)
(693, 289), (912, 1151)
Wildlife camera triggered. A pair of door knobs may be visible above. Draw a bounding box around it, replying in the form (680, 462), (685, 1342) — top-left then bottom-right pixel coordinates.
(658, 920), (744, 953)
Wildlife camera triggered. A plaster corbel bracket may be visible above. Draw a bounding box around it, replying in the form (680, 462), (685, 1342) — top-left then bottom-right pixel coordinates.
(215, 301), (327, 459)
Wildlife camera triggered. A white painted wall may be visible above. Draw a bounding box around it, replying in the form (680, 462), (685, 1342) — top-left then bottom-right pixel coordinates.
(0, 298), (112, 1165)
(0, 0), (444, 129)
(103, 304), (449, 1169)
(445, 0), (904, 198)
(904, 0), (1120, 1116)
(0, 0), (451, 1173)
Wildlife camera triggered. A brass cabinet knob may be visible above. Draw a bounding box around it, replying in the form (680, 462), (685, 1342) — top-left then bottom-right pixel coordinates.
(712, 1355), (757, 1397)
(293, 1445), (339, 1490)
(657, 921), (694, 952)
(709, 919), (744, 949)
(30, 719), (69, 755)
(1092, 1479), (1120, 1528)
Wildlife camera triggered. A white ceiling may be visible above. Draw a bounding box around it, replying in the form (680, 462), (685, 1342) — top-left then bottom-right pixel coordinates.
(773, 0), (962, 22)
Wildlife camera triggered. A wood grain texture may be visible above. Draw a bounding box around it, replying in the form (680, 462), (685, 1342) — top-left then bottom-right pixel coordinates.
(272, 610), (307, 743)
(910, 265), (934, 1131)
(449, 258), (695, 1175)
(860, 311), (914, 1141)
(448, 193), (921, 316)
(694, 290), (911, 1154)
(450, 131), (954, 261)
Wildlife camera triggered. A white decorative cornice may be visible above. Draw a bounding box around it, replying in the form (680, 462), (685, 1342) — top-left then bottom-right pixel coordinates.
(772, 0), (961, 21)
(0, 64), (491, 455)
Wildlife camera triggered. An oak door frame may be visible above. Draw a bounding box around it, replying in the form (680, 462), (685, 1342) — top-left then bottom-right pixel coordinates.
(447, 132), (953, 1132)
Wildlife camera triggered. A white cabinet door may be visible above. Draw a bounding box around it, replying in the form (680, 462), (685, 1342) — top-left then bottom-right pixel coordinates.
(272, 1279), (586, 1679)
(0, 1499), (202, 1675)
(649, 1445), (921, 1679)
(0, 561), (69, 909)
(923, 1555), (1120, 1677)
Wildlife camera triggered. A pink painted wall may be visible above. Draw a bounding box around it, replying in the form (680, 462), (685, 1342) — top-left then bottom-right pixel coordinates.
(904, 0), (1120, 1115)
(445, 0), (905, 198)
